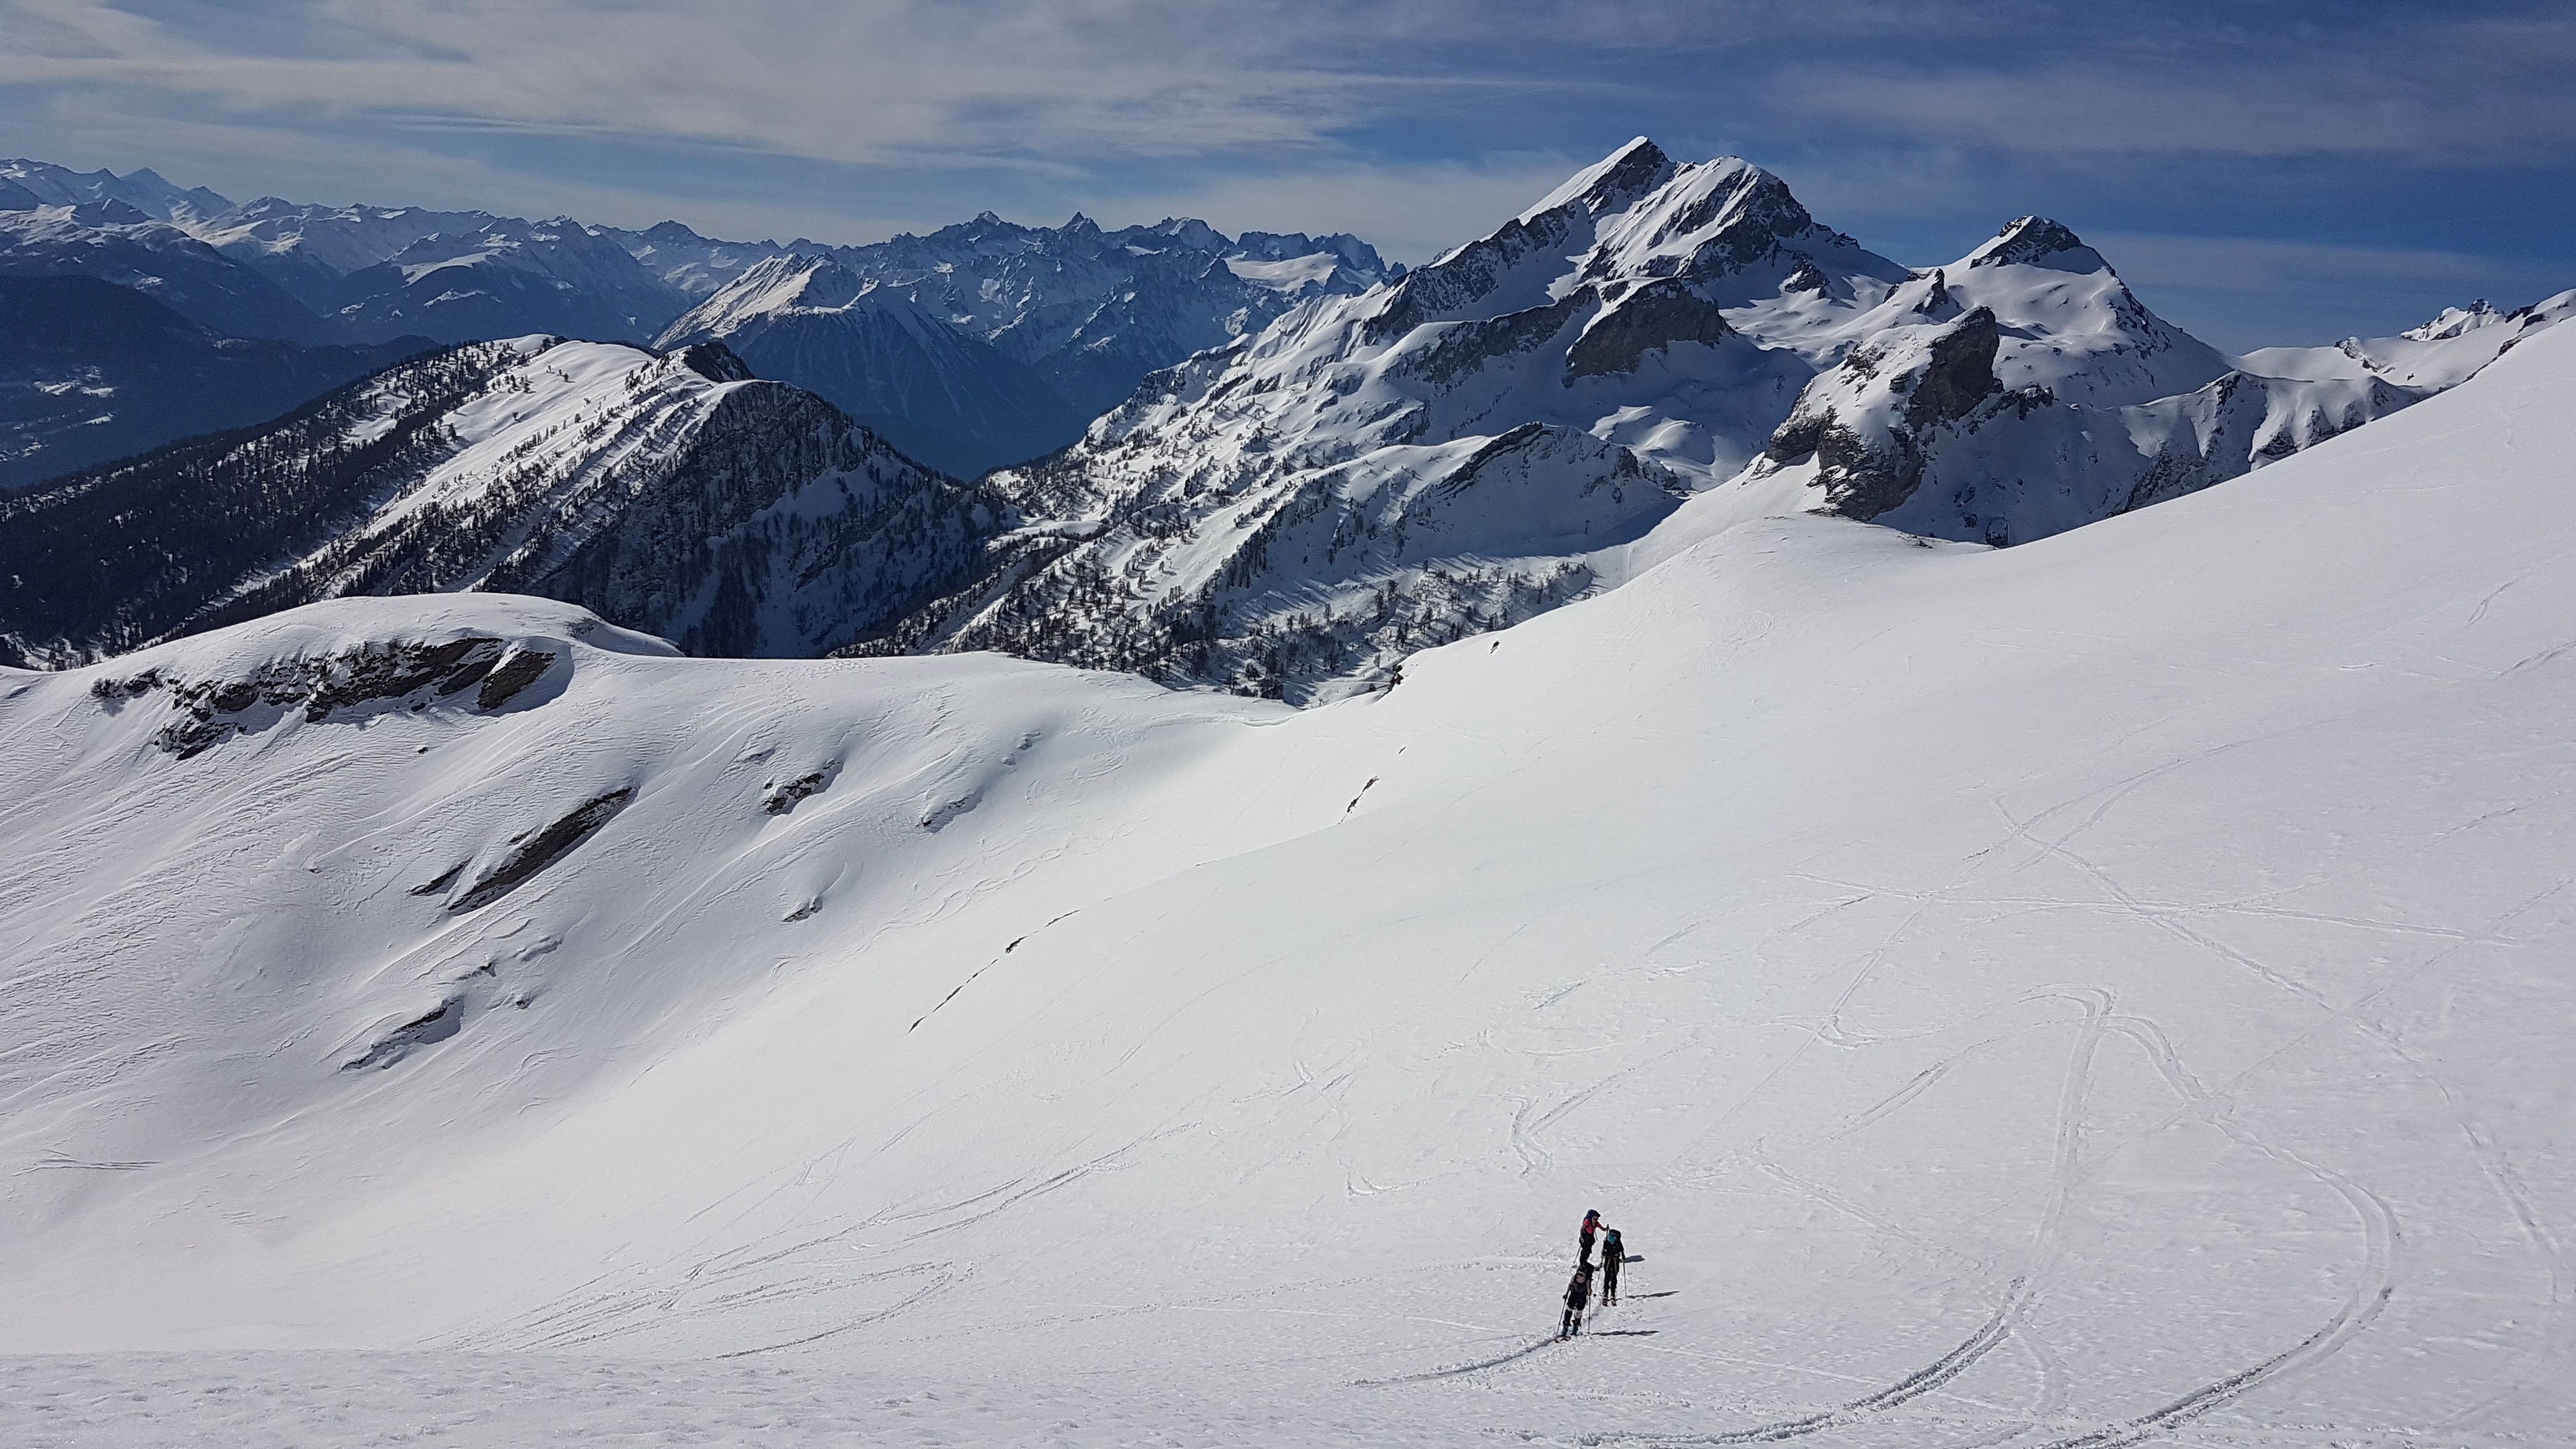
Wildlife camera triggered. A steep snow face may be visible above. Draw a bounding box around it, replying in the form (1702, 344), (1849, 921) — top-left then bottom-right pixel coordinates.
(657, 255), (1088, 476)
(6, 325), (2576, 1447)
(0, 338), (992, 664)
(1945, 216), (2232, 405)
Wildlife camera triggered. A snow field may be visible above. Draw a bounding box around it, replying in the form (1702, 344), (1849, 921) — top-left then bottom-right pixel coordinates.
(3, 323), (2575, 1445)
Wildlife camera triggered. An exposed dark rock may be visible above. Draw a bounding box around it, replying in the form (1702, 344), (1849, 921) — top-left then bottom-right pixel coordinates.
(452, 786), (634, 912)
(1811, 422), (1929, 523)
(1766, 309), (2004, 524)
(1565, 279), (1733, 380)
(676, 340), (754, 383)
(100, 635), (565, 758)
(1394, 291), (1591, 386)
(475, 648), (555, 709)
(1971, 216), (2089, 269)
(409, 862), (466, 897)
(341, 997), (463, 1071)
(1903, 309), (2004, 430)
(762, 767), (833, 816)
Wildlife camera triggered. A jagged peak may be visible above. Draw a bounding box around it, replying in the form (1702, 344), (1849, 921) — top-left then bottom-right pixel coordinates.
(1965, 215), (2108, 274)
(1519, 137), (1675, 223)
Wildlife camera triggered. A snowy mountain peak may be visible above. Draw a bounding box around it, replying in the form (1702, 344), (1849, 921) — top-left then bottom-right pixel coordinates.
(1518, 137), (1674, 223)
(1965, 215), (2107, 273)
(2402, 298), (2508, 341)
(0, 157), (234, 224)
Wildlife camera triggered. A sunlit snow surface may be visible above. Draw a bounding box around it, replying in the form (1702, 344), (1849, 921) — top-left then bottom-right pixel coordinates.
(6, 327), (2576, 1446)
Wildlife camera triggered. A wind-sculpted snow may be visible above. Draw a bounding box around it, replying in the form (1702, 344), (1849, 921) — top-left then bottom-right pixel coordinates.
(0, 336), (994, 664)
(5, 325), (2576, 1446)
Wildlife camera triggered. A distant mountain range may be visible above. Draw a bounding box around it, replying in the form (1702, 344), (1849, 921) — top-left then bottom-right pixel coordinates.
(0, 275), (428, 491)
(0, 337), (990, 667)
(1, 144), (2564, 703)
(849, 141), (2575, 700)
(0, 157), (1394, 477)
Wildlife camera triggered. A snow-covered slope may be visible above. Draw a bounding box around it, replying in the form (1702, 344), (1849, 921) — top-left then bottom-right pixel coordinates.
(0, 337), (992, 663)
(884, 146), (2561, 707)
(6, 312), (2576, 1448)
(656, 255), (1089, 476)
(592, 218), (791, 295)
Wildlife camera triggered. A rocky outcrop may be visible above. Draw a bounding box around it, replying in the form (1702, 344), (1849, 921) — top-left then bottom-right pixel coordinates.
(91, 634), (564, 759)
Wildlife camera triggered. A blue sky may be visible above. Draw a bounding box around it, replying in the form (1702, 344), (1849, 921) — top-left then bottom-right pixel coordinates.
(3, 0), (2570, 349)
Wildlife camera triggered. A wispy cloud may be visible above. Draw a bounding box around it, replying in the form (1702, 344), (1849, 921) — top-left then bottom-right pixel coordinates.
(0, 0), (2568, 342)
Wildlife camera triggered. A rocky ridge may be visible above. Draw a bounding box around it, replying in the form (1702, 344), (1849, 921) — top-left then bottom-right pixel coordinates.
(0, 337), (993, 666)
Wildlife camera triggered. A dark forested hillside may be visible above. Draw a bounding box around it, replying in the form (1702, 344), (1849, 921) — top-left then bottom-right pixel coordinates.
(0, 276), (428, 491)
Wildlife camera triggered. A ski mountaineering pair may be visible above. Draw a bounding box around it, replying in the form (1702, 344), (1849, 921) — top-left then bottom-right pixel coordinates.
(1561, 1209), (1630, 1338)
